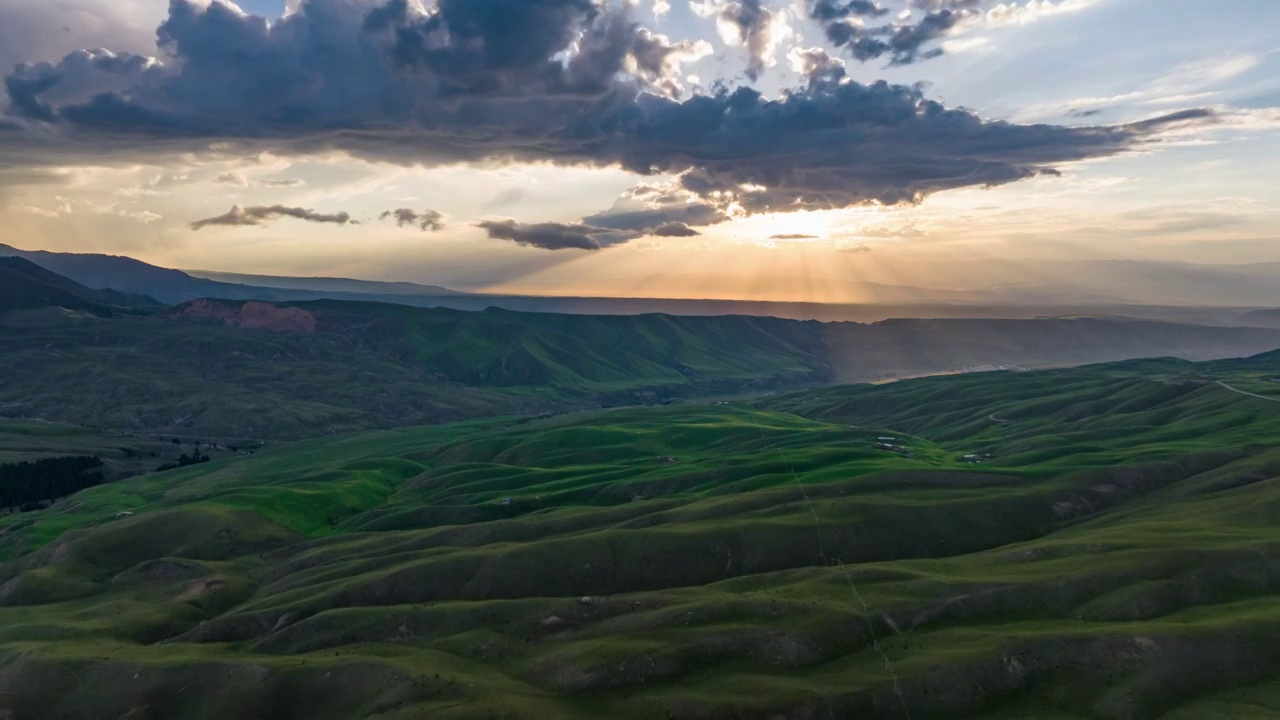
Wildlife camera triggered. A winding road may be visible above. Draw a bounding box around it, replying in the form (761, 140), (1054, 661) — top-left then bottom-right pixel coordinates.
(1216, 380), (1280, 403)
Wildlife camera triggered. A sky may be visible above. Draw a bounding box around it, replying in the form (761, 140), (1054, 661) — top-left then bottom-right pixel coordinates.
(0, 0), (1277, 302)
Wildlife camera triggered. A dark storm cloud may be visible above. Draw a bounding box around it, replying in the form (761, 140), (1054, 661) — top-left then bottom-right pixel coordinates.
(817, 7), (966, 65)
(654, 90), (1204, 213)
(477, 209), (705, 249)
(650, 222), (701, 237)
(882, 9), (965, 64)
(5, 73), (59, 122)
(2, 0), (1214, 225)
(583, 201), (727, 233)
(477, 219), (618, 251)
(190, 204), (353, 230)
(807, 0), (998, 66)
(809, 0), (890, 22)
(381, 208), (445, 231)
(694, 0), (778, 81)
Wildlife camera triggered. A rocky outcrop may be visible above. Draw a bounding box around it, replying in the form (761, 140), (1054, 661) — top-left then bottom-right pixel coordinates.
(168, 299), (316, 333)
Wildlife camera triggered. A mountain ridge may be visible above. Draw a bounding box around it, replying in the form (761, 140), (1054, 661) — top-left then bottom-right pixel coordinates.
(0, 256), (157, 314)
(7, 244), (1278, 324)
(4, 288), (1279, 440)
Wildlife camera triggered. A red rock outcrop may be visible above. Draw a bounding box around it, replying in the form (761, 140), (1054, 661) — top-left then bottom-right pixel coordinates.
(169, 299), (317, 333)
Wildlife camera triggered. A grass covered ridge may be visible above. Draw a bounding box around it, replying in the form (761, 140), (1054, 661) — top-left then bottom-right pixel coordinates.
(0, 357), (1278, 718)
(8, 296), (1280, 441)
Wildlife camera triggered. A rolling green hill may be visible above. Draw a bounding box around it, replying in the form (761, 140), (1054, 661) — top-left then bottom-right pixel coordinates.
(0, 356), (1276, 717)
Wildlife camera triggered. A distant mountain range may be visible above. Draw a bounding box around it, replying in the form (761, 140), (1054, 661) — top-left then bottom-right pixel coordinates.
(4, 243), (1280, 325)
(0, 244), (460, 307)
(1239, 308), (1280, 329)
(186, 270), (464, 298)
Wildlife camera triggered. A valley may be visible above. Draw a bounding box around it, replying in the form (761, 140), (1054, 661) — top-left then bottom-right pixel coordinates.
(6, 281), (1280, 440)
(0, 355), (1277, 717)
(0, 259), (1278, 718)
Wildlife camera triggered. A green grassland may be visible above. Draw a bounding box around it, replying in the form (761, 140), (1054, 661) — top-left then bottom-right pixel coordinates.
(0, 355), (1277, 717)
(0, 419), (249, 484)
(0, 304), (827, 442)
(0, 309), (543, 441)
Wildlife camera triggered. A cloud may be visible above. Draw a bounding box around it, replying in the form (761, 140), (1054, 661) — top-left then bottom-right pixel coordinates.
(691, 0), (791, 80)
(0, 0), (161, 70)
(16, 196), (160, 223)
(483, 188), (527, 211)
(15, 204), (61, 218)
(651, 222), (701, 236)
(808, 0), (1101, 66)
(213, 171), (249, 187)
(190, 204), (353, 230)
(584, 199), (727, 233)
(809, 0), (890, 23)
(986, 0), (1103, 27)
(478, 219), (618, 251)
(816, 5), (973, 66)
(380, 208), (445, 231)
(1, 0), (1203, 225)
(789, 47), (847, 86)
(1019, 50), (1270, 122)
(478, 179), (720, 249)
(629, 28), (714, 97)
(566, 180), (728, 245)
(848, 222), (929, 239)
(112, 207), (162, 224)
(213, 171), (305, 188)
(837, 243), (875, 253)
(478, 213), (704, 250)
(771, 233), (819, 239)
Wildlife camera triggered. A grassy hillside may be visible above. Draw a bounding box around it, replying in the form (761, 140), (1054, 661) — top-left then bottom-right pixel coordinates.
(0, 419), (248, 482)
(304, 301), (826, 388)
(6, 295), (1280, 441)
(0, 257), (156, 314)
(0, 357), (1276, 717)
(0, 302), (824, 441)
(0, 309), (527, 441)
